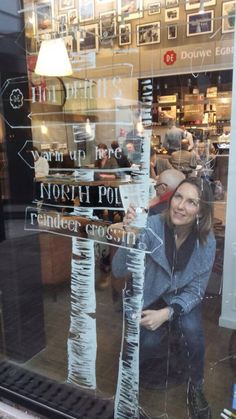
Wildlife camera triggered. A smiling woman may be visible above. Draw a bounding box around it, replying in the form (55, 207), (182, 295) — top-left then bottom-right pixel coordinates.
(112, 176), (216, 418)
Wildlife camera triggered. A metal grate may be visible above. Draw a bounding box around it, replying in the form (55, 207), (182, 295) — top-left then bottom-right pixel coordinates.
(0, 361), (114, 419)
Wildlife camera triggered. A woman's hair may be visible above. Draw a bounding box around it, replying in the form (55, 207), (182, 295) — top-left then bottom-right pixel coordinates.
(95, 143), (108, 168)
(97, 143), (108, 151)
(165, 176), (214, 244)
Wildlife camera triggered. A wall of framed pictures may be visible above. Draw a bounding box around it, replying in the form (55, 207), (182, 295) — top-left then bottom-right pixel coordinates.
(23, 0), (235, 58)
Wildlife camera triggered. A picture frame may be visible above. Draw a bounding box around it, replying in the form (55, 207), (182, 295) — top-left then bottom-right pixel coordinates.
(222, 0), (236, 33)
(185, 0), (216, 10)
(118, 23), (132, 45)
(59, 0), (75, 10)
(100, 10), (117, 39)
(167, 24), (177, 39)
(187, 10), (214, 36)
(137, 21), (160, 46)
(185, 0), (200, 10)
(117, 0), (143, 21)
(77, 24), (99, 52)
(58, 14), (67, 33)
(79, 0), (95, 22)
(68, 9), (78, 25)
(165, 0), (179, 8)
(165, 7), (179, 22)
(148, 2), (161, 14)
(35, 0), (54, 34)
(204, 0), (216, 6)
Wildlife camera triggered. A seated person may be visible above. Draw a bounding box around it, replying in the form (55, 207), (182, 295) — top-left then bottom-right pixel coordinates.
(149, 169), (185, 215)
(93, 143), (121, 222)
(195, 141), (216, 175)
(170, 139), (197, 174)
(112, 177), (216, 419)
(94, 143), (119, 180)
(111, 141), (131, 172)
(150, 147), (173, 179)
(124, 142), (141, 165)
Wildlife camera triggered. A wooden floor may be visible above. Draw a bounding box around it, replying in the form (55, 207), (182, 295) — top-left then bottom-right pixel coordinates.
(23, 278), (235, 419)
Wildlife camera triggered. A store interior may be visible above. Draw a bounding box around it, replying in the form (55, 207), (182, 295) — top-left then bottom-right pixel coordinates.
(0, 1), (236, 418)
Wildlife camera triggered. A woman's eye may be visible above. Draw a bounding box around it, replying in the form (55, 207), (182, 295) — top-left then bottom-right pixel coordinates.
(188, 199), (198, 207)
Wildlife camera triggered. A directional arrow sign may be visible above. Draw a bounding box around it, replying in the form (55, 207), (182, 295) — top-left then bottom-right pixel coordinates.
(25, 207), (163, 254)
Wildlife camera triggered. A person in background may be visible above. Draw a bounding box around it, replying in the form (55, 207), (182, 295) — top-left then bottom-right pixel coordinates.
(180, 125), (194, 151)
(195, 141), (216, 182)
(111, 141), (131, 172)
(149, 169), (185, 215)
(32, 147), (49, 200)
(196, 141), (216, 169)
(32, 147), (49, 179)
(162, 120), (184, 154)
(112, 177), (216, 419)
(218, 128), (230, 143)
(125, 142), (141, 165)
(93, 143), (122, 224)
(94, 143), (119, 179)
(150, 147), (173, 179)
(170, 139), (197, 174)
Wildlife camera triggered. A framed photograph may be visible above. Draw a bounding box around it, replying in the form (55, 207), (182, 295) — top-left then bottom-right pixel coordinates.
(59, 0), (75, 10)
(117, 0), (143, 21)
(35, 0), (54, 34)
(68, 9), (78, 25)
(165, 7), (179, 22)
(148, 1), (161, 14)
(58, 14), (67, 33)
(185, 0), (215, 10)
(222, 0), (236, 33)
(119, 23), (131, 45)
(165, 0), (179, 8)
(204, 0), (216, 6)
(167, 24), (177, 39)
(187, 10), (214, 36)
(137, 21), (160, 46)
(77, 24), (99, 52)
(185, 0), (200, 10)
(100, 10), (117, 39)
(79, 0), (95, 22)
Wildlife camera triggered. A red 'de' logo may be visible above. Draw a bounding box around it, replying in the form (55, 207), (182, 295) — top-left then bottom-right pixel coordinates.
(163, 50), (177, 65)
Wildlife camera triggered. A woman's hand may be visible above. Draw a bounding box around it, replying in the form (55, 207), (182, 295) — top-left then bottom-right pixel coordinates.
(140, 309), (169, 331)
(123, 204), (137, 227)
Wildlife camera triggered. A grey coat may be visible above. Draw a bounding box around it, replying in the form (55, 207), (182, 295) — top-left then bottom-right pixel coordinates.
(112, 215), (216, 314)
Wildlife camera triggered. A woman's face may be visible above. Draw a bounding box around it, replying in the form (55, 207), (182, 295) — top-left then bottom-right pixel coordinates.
(169, 183), (200, 227)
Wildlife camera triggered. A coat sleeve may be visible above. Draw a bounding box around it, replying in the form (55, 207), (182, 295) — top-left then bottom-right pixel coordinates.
(111, 217), (160, 278)
(169, 237), (216, 314)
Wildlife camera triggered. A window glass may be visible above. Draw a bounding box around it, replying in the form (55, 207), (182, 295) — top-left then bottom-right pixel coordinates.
(0, 1), (235, 418)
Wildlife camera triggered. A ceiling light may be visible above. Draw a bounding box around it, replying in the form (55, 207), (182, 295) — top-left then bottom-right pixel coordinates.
(35, 38), (73, 77)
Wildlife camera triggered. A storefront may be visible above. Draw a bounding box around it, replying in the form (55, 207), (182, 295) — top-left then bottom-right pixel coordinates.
(0, 1), (235, 418)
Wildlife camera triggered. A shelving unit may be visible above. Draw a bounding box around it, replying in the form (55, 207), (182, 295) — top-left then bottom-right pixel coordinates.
(139, 75), (232, 142)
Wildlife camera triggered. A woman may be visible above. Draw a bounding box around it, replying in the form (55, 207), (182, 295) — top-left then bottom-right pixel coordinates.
(94, 143), (119, 180)
(112, 177), (216, 419)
